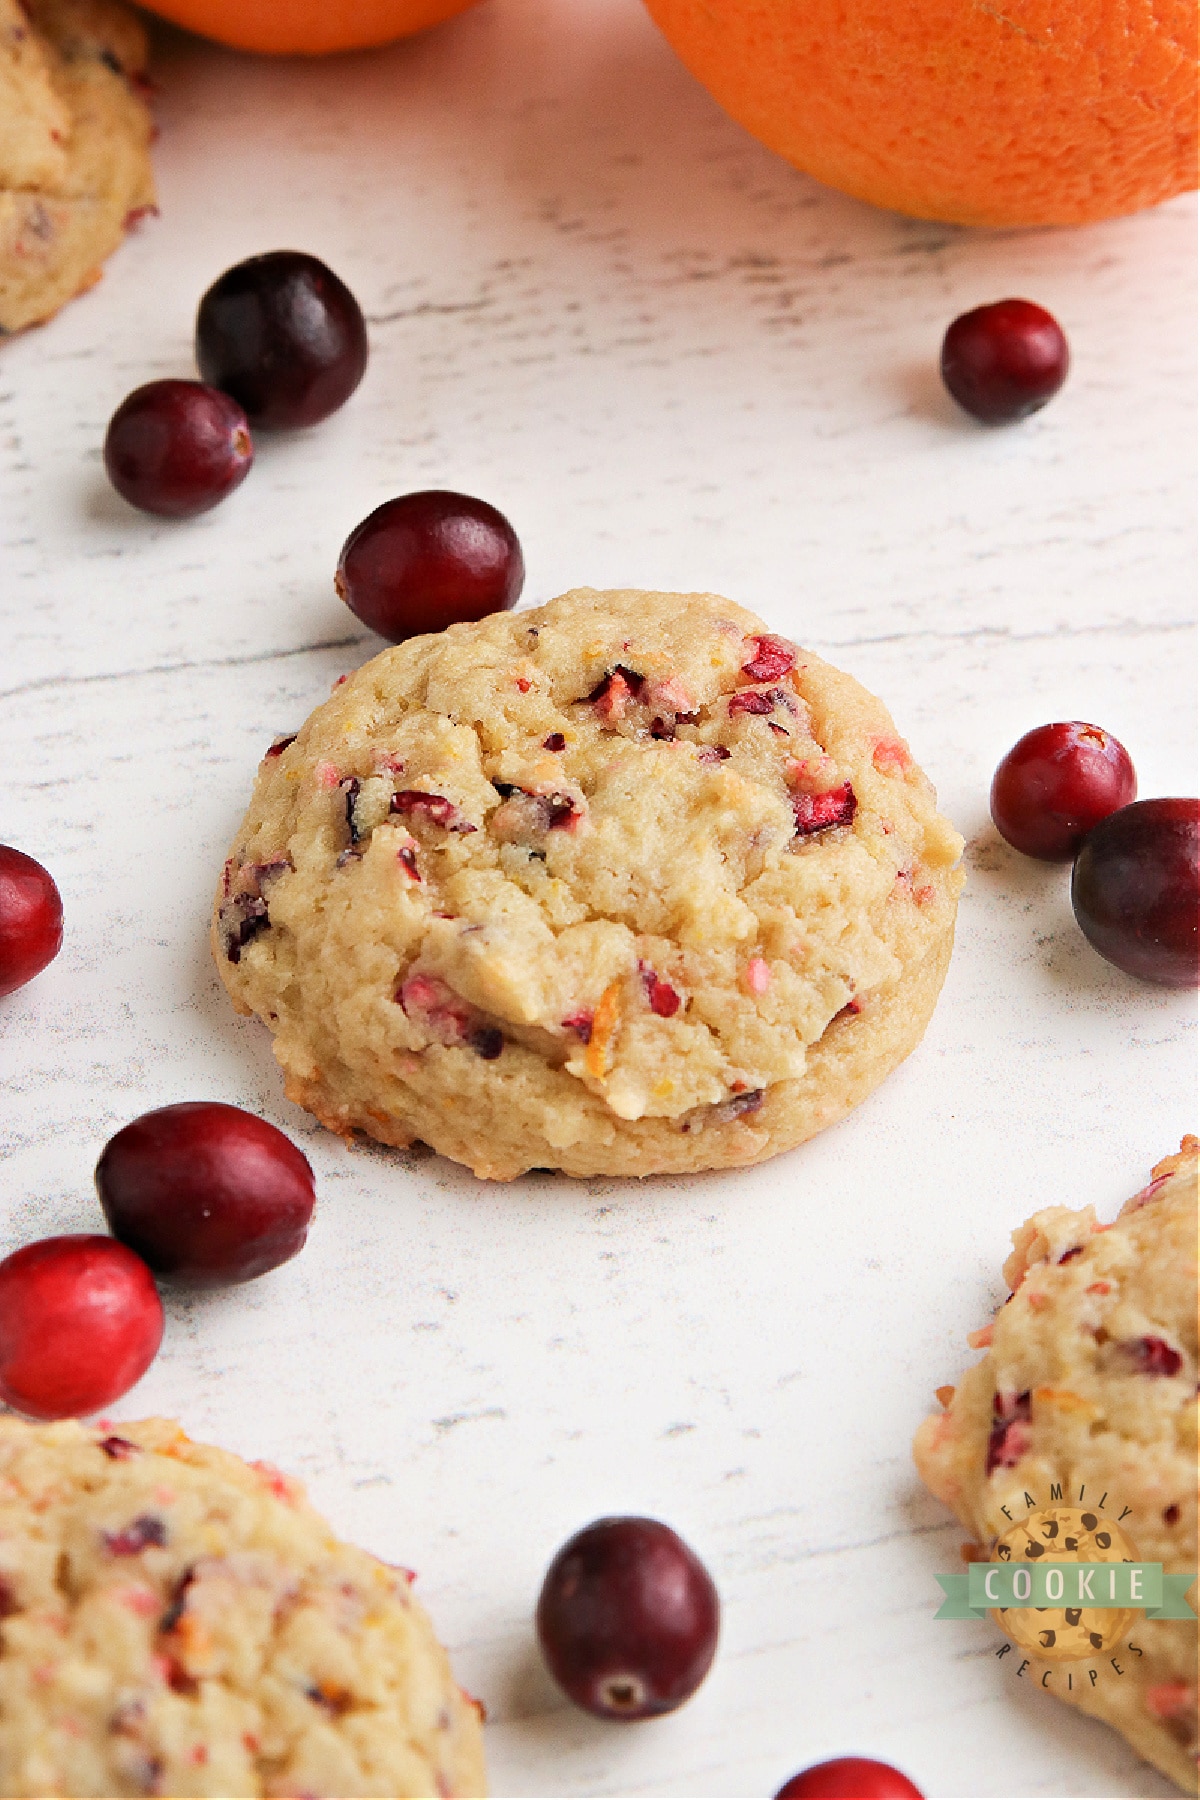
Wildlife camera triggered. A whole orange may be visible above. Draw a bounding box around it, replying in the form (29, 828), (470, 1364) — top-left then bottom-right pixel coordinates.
(642, 0), (1198, 226)
(138, 0), (480, 54)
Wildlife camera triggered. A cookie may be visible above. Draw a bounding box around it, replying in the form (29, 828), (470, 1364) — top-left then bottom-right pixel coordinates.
(914, 1139), (1199, 1793)
(0, 0), (155, 336)
(213, 587), (964, 1179)
(0, 1415), (486, 1799)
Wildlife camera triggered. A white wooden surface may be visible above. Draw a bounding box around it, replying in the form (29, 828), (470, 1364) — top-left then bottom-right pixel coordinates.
(1, 0), (1195, 1794)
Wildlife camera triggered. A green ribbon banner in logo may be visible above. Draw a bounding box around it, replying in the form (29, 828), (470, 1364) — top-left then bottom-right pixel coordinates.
(935, 1564), (1198, 1621)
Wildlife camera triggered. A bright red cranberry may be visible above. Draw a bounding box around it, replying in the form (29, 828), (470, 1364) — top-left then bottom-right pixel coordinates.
(536, 1516), (719, 1720)
(990, 722), (1137, 860)
(335, 491), (524, 643)
(103, 380), (253, 518)
(0, 846), (63, 998)
(941, 299), (1069, 425)
(0, 1236), (163, 1420)
(96, 1102), (316, 1287)
(775, 1757), (924, 1799)
(196, 251), (368, 429)
(1071, 799), (1199, 987)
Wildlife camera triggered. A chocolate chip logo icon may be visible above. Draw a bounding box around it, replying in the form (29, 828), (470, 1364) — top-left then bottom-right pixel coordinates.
(989, 1507), (1140, 1662)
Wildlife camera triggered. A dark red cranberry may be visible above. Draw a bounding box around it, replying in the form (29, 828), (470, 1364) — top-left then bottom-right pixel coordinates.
(0, 846), (63, 998)
(336, 491), (524, 643)
(0, 1235), (163, 1420)
(986, 1389), (1032, 1474)
(536, 1516), (719, 1719)
(1071, 799), (1199, 987)
(103, 380), (253, 518)
(775, 1757), (924, 1799)
(195, 251), (368, 429)
(105, 1515), (167, 1555)
(990, 722), (1136, 860)
(95, 1102), (316, 1287)
(941, 299), (1069, 425)
(1127, 1335), (1183, 1376)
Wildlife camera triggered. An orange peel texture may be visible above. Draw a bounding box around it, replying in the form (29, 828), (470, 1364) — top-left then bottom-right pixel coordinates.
(641, 0), (1199, 226)
(138, 0), (480, 55)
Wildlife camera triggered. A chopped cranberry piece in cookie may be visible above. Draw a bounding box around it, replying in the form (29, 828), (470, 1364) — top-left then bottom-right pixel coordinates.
(741, 635), (796, 682)
(543, 733), (566, 752)
(744, 957), (771, 995)
(1126, 1336), (1183, 1376)
(99, 1434), (140, 1460)
(985, 1390), (1032, 1473)
(341, 776), (363, 844)
(587, 666), (644, 721)
(697, 745), (731, 764)
(390, 792), (476, 833)
(398, 974), (471, 1041)
(398, 973), (503, 1058)
(793, 783), (857, 837)
(728, 690), (774, 717)
(217, 893), (269, 963)
(719, 1089), (763, 1119)
(104, 1515), (167, 1556)
(641, 966), (682, 1017)
(562, 1012), (594, 1042)
(491, 786), (585, 842)
(263, 734), (297, 759)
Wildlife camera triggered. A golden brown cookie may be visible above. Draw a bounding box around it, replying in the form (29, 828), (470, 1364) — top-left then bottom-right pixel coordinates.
(915, 1139), (1199, 1793)
(0, 0), (155, 336)
(214, 587), (964, 1179)
(0, 1415), (486, 1798)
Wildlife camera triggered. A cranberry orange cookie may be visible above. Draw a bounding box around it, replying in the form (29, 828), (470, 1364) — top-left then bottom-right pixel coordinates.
(0, 1415), (486, 1798)
(1, 0), (155, 336)
(214, 588), (963, 1179)
(914, 1140), (1199, 1793)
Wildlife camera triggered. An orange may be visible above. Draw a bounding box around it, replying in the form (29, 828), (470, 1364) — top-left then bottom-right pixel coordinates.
(642, 0), (1198, 226)
(138, 0), (480, 55)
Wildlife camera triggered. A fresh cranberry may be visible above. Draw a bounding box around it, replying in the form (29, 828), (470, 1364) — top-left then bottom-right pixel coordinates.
(775, 1757), (924, 1799)
(0, 1236), (163, 1420)
(536, 1516), (719, 1719)
(335, 491), (524, 643)
(195, 251), (368, 429)
(95, 1102), (316, 1287)
(0, 846), (63, 998)
(103, 380), (253, 518)
(990, 722), (1136, 860)
(940, 299), (1069, 425)
(1071, 799), (1199, 987)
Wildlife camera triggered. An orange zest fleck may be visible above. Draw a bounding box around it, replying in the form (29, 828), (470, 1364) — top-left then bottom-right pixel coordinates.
(586, 981), (623, 1079)
(1032, 1387), (1096, 1415)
